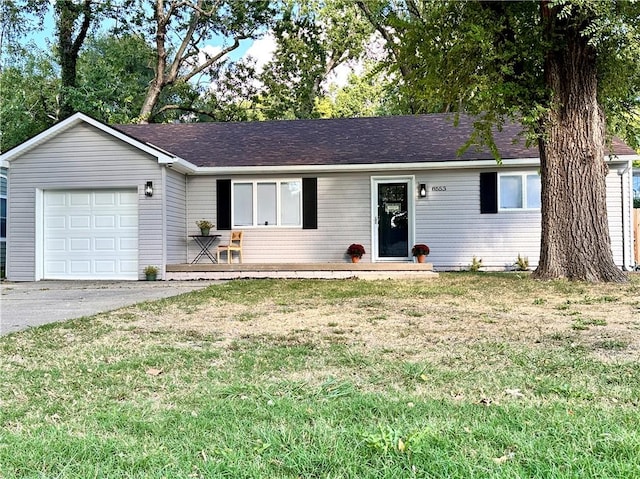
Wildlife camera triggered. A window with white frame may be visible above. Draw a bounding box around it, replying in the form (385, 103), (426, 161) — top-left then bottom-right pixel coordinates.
(499, 172), (541, 210)
(232, 179), (302, 227)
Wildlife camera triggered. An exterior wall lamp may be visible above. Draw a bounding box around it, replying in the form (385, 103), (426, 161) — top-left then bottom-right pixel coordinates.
(145, 181), (153, 197)
(419, 183), (427, 198)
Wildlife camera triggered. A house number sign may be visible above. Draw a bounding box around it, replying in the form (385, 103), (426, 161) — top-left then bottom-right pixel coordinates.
(431, 186), (447, 192)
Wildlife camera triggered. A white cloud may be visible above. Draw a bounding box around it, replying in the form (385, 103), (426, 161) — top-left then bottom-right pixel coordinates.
(243, 33), (277, 74)
(198, 44), (224, 65)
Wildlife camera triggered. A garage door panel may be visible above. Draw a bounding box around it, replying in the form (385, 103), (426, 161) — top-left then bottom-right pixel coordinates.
(95, 238), (116, 251)
(46, 260), (66, 274)
(120, 192), (138, 205)
(120, 260), (138, 273)
(46, 238), (66, 251)
(95, 215), (116, 228)
(44, 189), (139, 279)
(70, 261), (91, 273)
(94, 192), (117, 206)
(70, 193), (91, 206)
(70, 238), (91, 251)
(120, 237), (137, 250)
(70, 215), (91, 229)
(46, 192), (67, 207)
(95, 261), (116, 273)
(46, 216), (66, 229)
(120, 215), (137, 228)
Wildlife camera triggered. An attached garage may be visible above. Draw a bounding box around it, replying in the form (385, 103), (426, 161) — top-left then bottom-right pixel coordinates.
(0, 114), (185, 281)
(43, 189), (138, 279)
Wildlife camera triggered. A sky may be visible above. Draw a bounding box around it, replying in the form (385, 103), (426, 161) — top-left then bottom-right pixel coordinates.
(23, 8), (354, 91)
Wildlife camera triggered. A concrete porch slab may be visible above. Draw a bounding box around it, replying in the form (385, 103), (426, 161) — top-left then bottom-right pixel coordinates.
(165, 263), (438, 281)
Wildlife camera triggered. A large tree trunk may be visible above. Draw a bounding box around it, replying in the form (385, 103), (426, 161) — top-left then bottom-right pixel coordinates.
(56, 0), (92, 119)
(534, 4), (626, 282)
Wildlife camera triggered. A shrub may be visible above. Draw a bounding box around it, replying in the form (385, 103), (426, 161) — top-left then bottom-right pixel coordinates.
(346, 244), (366, 258)
(411, 244), (430, 256)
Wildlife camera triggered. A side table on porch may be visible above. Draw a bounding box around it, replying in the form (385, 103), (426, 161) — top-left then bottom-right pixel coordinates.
(190, 235), (221, 263)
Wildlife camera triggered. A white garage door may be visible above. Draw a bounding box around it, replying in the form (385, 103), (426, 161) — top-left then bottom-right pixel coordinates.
(44, 190), (138, 279)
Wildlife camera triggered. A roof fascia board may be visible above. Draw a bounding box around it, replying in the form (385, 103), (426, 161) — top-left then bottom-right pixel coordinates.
(192, 157), (542, 175)
(188, 154), (637, 176)
(160, 157), (197, 174)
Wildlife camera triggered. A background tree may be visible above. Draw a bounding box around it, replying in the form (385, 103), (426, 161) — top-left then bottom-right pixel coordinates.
(258, 0), (372, 119)
(129, 0), (273, 123)
(314, 62), (403, 118)
(357, 0), (640, 282)
(72, 34), (156, 124)
(55, 0), (94, 119)
(0, 52), (59, 151)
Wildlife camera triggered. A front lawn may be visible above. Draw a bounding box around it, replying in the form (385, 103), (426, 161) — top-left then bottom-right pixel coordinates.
(1, 273), (639, 478)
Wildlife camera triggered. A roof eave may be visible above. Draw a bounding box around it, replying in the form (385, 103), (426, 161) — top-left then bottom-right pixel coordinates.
(190, 157), (540, 175)
(187, 153), (636, 175)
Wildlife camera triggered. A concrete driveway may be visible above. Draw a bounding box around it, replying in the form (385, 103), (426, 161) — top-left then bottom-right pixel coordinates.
(0, 280), (217, 336)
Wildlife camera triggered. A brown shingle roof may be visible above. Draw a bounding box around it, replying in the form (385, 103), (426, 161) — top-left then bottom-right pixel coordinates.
(114, 114), (634, 168)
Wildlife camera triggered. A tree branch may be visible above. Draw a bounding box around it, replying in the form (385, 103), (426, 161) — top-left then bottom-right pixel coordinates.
(182, 37), (243, 83)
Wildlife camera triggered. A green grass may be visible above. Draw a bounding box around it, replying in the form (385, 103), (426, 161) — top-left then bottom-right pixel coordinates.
(1, 273), (639, 478)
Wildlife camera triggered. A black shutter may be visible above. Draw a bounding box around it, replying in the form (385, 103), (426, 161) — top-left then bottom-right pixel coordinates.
(480, 172), (498, 214)
(302, 178), (318, 229)
(216, 179), (232, 230)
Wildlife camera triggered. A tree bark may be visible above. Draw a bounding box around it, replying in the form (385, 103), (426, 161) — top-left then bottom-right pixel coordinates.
(137, 0), (245, 123)
(56, 0), (92, 119)
(534, 3), (626, 282)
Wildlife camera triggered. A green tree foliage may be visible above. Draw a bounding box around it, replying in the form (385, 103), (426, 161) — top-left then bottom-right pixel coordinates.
(0, 52), (59, 151)
(358, 0), (640, 281)
(129, 0), (274, 123)
(72, 34), (156, 124)
(315, 63), (403, 118)
(259, 0), (372, 120)
(0, 0), (49, 67)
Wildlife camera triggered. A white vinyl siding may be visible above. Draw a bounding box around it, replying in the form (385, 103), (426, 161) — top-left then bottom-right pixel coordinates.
(186, 174), (370, 264)
(418, 169), (542, 269)
(185, 166), (628, 269)
(416, 167), (627, 270)
(166, 169), (187, 264)
(6, 123), (164, 281)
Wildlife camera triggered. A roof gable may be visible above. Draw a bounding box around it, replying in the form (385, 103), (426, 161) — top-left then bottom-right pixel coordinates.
(0, 113), (178, 167)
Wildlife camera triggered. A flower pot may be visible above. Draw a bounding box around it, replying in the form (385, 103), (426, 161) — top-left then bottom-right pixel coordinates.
(146, 273), (157, 281)
(351, 256), (361, 263)
(416, 254), (426, 264)
(200, 228), (210, 236)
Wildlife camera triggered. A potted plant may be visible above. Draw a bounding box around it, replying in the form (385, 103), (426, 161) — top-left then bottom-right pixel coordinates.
(144, 265), (159, 281)
(411, 244), (430, 263)
(346, 243), (366, 263)
(196, 219), (214, 236)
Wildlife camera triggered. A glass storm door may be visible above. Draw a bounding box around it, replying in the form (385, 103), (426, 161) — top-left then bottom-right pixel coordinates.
(375, 180), (410, 260)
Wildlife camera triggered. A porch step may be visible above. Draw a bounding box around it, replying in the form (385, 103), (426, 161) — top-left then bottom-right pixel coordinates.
(165, 262), (438, 281)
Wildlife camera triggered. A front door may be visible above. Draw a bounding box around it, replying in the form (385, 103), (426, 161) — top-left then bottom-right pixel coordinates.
(373, 178), (413, 261)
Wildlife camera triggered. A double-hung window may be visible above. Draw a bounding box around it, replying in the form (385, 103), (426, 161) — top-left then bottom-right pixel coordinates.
(499, 172), (541, 210)
(232, 179), (302, 227)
